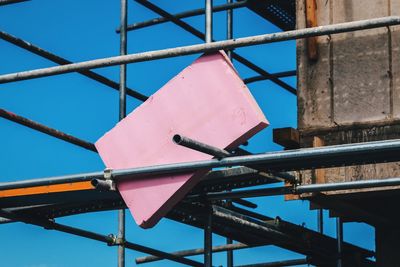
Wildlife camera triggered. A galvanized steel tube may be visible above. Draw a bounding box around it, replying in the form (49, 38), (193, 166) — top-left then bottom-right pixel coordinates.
(173, 134), (231, 159)
(120, 1), (247, 32)
(0, 30), (148, 101)
(0, 17), (398, 83)
(0, 209), (203, 266)
(0, 171), (104, 191)
(118, 0), (128, 266)
(2, 139), (400, 191)
(135, 243), (251, 264)
(205, 0), (213, 43)
(111, 138), (400, 179)
(336, 217), (343, 267)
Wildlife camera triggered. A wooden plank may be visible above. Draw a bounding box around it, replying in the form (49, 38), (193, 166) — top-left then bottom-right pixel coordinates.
(287, 136), (325, 201)
(312, 136), (325, 184)
(284, 178), (300, 201)
(95, 51), (268, 228)
(305, 0), (318, 60)
(272, 127), (299, 149)
(275, 127), (300, 201)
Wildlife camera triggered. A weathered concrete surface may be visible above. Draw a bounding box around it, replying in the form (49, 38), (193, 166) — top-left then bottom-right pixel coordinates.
(297, 0), (332, 129)
(392, 0), (400, 118)
(332, 33), (390, 124)
(297, 1), (400, 264)
(298, 0), (395, 128)
(297, 0), (400, 190)
(332, 0), (391, 124)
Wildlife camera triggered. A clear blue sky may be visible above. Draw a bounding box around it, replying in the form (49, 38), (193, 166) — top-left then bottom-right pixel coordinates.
(0, 1), (374, 266)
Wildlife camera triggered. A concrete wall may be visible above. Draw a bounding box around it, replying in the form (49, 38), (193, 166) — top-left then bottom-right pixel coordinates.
(297, 2), (400, 265)
(297, 0), (400, 188)
(297, 0), (400, 129)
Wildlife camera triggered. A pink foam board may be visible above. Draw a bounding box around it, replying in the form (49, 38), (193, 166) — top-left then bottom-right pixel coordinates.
(95, 51), (268, 228)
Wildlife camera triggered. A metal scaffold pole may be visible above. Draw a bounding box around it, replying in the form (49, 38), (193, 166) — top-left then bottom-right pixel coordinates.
(118, 1), (247, 32)
(205, 0), (213, 43)
(118, 0), (127, 266)
(318, 209), (324, 234)
(204, 1), (213, 266)
(134, 0), (296, 94)
(0, 209), (203, 266)
(226, 1), (234, 266)
(336, 217), (343, 267)
(0, 16), (398, 84)
(226, 0), (233, 58)
(0, 30), (147, 101)
(204, 203), (213, 267)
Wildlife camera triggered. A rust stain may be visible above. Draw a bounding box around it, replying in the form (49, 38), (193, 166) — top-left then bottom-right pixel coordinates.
(306, 0), (318, 61)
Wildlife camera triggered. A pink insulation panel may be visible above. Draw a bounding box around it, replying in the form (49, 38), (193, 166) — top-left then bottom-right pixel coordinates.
(95, 51), (268, 228)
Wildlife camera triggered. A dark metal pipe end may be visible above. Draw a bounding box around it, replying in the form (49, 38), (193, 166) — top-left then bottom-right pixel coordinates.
(91, 179), (99, 187)
(173, 134), (231, 159)
(106, 234), (117, 246)
(172, 134), (183, 144)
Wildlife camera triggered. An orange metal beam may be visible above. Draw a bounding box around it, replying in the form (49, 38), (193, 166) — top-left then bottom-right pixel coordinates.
(0, 181), (94, 198)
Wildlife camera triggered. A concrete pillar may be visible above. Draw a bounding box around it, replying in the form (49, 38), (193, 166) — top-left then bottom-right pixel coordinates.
(296, 0), (400, 265)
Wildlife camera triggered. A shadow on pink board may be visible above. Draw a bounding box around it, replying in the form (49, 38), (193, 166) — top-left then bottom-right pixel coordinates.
(95, 50), (269, 228)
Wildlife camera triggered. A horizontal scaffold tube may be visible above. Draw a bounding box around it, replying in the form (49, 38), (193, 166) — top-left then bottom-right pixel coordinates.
(111, 138), (400, 180)
(0, 16), (398, 83)
(1, 139), (400, 191)
(0, 171), (104, 191)
(0, 209), (203, 267)
(0, 30), (148, 101)
(118, 1), (247, 32)
(135, 242), (253, 264)
(236, 258), (309, 267)
(296, 177), (400, 194)
(188, 177), (400, 201)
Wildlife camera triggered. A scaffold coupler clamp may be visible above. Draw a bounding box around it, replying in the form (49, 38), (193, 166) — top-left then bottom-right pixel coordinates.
(104, 168), (116, 191)
(91, 168), (116, 191)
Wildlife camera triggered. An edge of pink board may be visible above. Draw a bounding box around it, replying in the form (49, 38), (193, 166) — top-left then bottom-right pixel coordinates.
(95, 51), (268, 228)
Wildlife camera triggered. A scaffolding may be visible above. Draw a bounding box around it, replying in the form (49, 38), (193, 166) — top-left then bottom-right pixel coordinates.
(1, 0), (400, 266)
